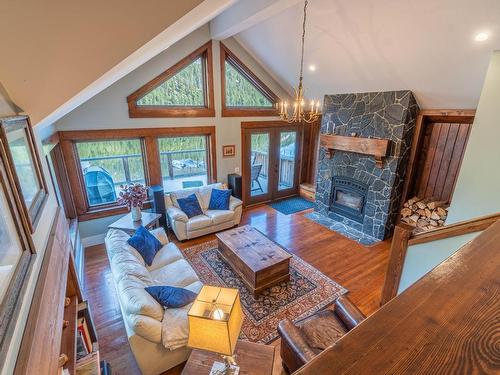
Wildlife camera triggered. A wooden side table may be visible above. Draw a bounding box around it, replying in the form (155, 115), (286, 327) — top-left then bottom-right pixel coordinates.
(107, 212), (162, 235)
(182, 340), (275, 375)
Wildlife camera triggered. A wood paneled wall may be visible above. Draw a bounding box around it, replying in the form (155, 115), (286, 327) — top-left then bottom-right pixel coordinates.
(412, 121), (471, 202)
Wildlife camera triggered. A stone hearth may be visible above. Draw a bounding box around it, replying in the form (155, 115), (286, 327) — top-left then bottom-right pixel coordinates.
(309, 91), (418, 243)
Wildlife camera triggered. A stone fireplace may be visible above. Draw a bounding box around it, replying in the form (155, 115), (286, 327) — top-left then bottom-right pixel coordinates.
(307, 91), (419, 244)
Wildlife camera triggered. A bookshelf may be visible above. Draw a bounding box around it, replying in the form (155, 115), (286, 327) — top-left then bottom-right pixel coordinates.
(14, 209), (106, 375)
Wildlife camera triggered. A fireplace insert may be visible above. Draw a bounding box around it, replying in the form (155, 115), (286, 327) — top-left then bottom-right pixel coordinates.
(330, 176), (368, 223)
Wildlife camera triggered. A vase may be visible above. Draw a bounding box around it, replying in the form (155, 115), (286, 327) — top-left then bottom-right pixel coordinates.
(131, 206), (142, 222)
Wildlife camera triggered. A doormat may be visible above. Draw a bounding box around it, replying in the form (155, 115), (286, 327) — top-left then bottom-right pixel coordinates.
(268, 196), (314, 215)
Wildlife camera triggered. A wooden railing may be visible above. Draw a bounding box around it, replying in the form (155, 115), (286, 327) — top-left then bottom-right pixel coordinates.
(251, 150), (295, 187)
(80, 149), (207, 187)
(380, 212), (500, 305)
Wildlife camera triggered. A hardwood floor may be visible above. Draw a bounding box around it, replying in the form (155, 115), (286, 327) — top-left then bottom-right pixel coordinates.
(84, 205), (390, 375)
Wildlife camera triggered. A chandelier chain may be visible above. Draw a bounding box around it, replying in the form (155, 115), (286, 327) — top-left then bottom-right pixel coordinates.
(278, 0), (320, 124)
(299, 0), (308, 87)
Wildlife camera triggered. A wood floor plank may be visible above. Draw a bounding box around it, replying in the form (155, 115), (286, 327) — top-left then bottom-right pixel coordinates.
(84, 205), (390, 374)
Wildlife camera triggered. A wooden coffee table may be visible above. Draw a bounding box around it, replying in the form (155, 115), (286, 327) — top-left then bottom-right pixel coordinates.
(216, 225), (292, 297)
(181, 340), (275, 375)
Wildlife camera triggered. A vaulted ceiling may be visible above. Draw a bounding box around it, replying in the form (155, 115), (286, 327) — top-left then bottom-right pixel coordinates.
(0, 0), (234, 126)
(235, 0), (500, 109)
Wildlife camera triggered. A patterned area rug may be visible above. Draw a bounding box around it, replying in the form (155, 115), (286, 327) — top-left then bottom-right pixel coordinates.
(183, 240), (347, 343)
(268, 196), (315, 215)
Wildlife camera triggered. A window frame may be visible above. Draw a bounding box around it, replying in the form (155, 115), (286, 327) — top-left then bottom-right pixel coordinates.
(75, 138), (149, 210)
(0, 115), (48, 232)
(127, 41), (215, 118)
(59, 127), (217, 221)
(220, 42), (280, 117)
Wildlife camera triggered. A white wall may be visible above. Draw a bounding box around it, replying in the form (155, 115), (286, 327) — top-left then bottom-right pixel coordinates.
(0, 90), (59, 374)
(447, 51), (500, 223)
(54, 24), (290, 182)
(397, 232), (479, 294)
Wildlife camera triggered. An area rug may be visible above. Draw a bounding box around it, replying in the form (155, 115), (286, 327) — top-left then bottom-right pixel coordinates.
(183, 240), (347, 343)
(268, 196), (314, 215)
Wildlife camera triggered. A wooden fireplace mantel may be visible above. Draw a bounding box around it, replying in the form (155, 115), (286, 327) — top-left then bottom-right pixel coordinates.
(320, 134), (390, 168)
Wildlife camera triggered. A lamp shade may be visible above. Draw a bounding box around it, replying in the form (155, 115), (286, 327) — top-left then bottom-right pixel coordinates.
(187, 285), (243, 356)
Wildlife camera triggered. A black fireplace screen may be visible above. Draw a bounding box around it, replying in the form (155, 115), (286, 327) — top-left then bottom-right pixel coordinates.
(330, 176), (368, 223)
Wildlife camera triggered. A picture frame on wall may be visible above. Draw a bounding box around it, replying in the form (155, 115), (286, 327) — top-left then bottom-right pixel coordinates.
(0, 132), (35, 364)
(0, 116), (48, 232)
(222, 144), (236, 157)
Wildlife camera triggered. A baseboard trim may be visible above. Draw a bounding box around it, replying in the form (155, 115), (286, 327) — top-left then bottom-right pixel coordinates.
(82, 233), (106, 248)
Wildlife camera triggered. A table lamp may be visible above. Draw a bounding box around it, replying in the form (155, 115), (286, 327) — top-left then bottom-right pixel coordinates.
(188, 285), (243, 375)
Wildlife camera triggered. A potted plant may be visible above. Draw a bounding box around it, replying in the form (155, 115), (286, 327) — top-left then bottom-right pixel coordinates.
(118, 183), (148, 221)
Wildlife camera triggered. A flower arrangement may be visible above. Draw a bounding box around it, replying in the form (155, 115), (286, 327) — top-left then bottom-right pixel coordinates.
(117, 183), (148, 210)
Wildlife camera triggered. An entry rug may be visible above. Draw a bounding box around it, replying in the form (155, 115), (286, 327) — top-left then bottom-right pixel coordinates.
(268, 196), (315, 215)
(183, 240), (347, 344)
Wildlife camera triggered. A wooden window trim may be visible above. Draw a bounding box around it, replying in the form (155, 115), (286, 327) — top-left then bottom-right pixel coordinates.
(0, 116), (48, 232)
(220, 42), (280, 117)
(59, 126), (217, 221)
(127, 41), (215, 118)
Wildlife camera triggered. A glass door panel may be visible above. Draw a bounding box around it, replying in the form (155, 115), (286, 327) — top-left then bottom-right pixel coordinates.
(250, 133), (270, 198)
(278, 131), (297, 191)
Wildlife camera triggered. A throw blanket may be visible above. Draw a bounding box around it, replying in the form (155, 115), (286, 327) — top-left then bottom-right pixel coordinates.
(161, 304), (191, 350)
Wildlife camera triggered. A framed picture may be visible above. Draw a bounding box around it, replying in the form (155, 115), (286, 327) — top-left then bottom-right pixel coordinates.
(0, 116), (48, 232)
(222, 145), (236, 157)
(0, 136), (35, 364)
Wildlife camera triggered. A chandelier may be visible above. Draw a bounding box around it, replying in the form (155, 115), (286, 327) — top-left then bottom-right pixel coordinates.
(279, 0), (321, 124)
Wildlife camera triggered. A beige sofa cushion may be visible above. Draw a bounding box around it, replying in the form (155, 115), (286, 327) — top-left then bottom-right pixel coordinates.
(150, 259), (200, 288)
(186, 215), (212, 231)
(167, 183), (224, 211)
(205, 210), (234, 225)
(147, 242), (184, 272)
(117, 275), (164, 321)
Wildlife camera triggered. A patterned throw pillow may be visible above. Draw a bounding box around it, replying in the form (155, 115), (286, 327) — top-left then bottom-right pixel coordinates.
(208, 189), (232, 210)
(177, 193), (204, 218)
(127, 226), (162, 266)
(145, 286), (198, 308)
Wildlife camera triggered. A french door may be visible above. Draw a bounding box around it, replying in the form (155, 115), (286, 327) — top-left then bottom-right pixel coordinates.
(242, 124), (302, 205)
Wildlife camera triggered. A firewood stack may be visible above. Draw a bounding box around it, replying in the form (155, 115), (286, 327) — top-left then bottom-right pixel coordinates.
(400, 197), (448, 232)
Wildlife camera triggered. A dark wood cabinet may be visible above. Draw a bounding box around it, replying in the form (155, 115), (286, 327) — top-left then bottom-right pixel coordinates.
(227, 173), (242, 199)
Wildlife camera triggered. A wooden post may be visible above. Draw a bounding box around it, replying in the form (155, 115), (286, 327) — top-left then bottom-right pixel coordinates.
(380, 223), (414, 306)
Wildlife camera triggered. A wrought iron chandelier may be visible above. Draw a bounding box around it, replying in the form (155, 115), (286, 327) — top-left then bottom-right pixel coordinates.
(279, 0), (321, 124)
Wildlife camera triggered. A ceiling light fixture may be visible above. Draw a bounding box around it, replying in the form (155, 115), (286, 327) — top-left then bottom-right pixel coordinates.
(475, 32), (489, 42)
(279, 0), (321, 124)
(309, 64), (316, 72)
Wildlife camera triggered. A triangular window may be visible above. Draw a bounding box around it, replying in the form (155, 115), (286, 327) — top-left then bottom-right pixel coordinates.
(127, 42), (214, 117)
(220, 43), (279, 117)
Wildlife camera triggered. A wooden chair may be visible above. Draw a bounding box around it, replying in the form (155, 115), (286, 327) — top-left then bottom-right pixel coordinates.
(250, 164), (263, 192)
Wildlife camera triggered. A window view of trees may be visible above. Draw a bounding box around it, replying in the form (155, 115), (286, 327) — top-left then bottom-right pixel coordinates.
(225, 61), (273, 108)
(137, 58), (205, 107)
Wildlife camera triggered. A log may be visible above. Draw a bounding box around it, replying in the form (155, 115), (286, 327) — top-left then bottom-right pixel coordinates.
(416, 201), (427, 210)
(401, 208), (412, 217)
(424, 208), (432, 218)
(429, 220), (438, 226)
(409, 214), (420, 222)
(437, 207), (447, 217)
(431, 211), (441, 221)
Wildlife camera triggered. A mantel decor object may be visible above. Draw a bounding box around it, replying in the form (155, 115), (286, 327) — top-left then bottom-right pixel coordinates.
(117, 183), (148, 221)
(188, 286), (244, 375)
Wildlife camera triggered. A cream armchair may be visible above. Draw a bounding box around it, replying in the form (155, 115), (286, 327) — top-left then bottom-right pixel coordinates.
(165, 183), (243, 241)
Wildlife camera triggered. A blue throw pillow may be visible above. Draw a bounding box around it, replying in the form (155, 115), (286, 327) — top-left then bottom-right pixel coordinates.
(208, 189), (232, 210)
(127, 226), (162, 266)
(145, 286), (198, 308)
(177, 193), (203, 218)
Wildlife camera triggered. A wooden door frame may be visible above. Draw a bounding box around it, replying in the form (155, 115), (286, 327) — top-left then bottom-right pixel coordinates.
(399, 109), (475, 208)
(241, 121), (303, 206)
